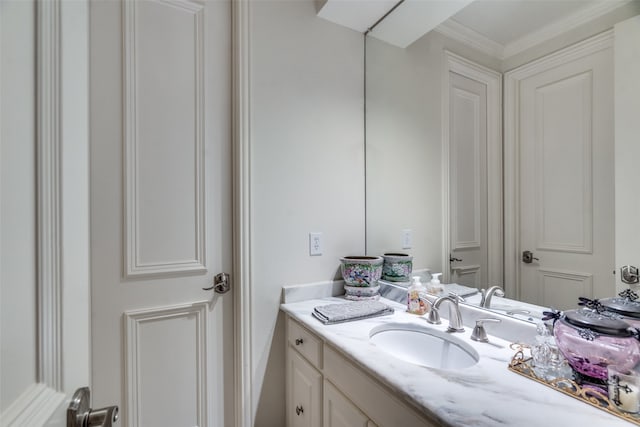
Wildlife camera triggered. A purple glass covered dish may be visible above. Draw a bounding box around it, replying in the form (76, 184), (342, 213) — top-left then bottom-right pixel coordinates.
(548, 307), (640, 389)
(578, 290), (640, 328)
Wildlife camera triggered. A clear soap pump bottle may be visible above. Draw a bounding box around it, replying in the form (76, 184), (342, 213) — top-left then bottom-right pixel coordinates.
(427, 273), (444, 296)
(407, 276), (428, 315)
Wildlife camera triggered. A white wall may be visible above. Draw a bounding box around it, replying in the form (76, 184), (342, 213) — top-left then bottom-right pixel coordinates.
(615, 14), (640, 293)
(249, 1), (365, 425)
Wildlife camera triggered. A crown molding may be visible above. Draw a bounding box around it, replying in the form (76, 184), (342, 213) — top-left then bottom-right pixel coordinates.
(503, 0), (631, 58)
(435, 19), (505, 60)
(435, 0), (630, 61)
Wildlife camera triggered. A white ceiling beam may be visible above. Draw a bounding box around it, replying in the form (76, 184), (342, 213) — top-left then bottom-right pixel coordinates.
(316, 0), (398, 33)
(368, 0), (474, 48)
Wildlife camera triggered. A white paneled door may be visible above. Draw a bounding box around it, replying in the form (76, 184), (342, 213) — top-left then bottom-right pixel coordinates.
(90, 1), (232, 426)
(506, 32), (615, 310)
(448, 71), (488, 288)
(445, 53), (502, 289)
(2, 1), (91, 426)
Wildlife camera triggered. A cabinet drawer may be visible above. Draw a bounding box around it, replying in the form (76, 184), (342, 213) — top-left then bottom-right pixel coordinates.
(288, 318), (323, 369)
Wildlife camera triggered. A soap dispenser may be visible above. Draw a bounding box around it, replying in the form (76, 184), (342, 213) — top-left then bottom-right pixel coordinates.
(407, 276), (427, 315)
(427, 273), (444, 296)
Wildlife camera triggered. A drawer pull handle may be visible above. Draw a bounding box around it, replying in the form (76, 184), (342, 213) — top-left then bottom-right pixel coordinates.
(295, 338), (304, 345)
(296, 405), (304, 416)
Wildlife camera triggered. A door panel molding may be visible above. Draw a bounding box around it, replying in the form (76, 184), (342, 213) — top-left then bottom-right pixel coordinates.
(442, 51), (502, 285)
(534, 72), (593, 254)
(504, 30), (613, 300)
(451, 264), (481, 287)
(450, 87), (482, 251)
(123, 0), (207, 278)
(537, 268), (593, 309)
(124, 302), (209, 427)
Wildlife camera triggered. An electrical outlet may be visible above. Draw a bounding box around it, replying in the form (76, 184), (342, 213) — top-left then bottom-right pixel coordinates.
(309, 232), (323, 256)
(401, 229), (412, 249)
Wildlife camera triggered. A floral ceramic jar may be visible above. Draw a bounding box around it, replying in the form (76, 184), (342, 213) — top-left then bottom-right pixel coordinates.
(381, 253), (413, 282)
(340, 256), (384, 301)
(340, 256), (383, 287)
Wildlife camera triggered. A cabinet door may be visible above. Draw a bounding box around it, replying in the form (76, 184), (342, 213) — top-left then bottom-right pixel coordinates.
(288, 348), (323, 427)
(324, 380), (369, 427)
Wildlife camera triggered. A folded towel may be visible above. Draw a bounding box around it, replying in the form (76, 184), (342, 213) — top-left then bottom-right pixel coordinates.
(312, 300), (394, 325)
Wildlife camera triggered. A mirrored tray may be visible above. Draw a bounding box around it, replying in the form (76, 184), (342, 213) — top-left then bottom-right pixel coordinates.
(508, 343), (640, 426)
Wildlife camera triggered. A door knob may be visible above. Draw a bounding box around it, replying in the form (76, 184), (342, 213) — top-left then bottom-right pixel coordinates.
(68, 387), (119, 427)
(450, 255), (463, 263)
(522, 250), (539, 264)
(202, 272), (231, 294)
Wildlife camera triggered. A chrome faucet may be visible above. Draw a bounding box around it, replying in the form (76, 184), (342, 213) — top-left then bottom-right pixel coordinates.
(427, 293), (465, 333)
(480, 285), (505, 308)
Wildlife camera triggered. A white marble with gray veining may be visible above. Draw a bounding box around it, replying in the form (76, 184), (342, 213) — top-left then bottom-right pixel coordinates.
(281, 296), (634, 427)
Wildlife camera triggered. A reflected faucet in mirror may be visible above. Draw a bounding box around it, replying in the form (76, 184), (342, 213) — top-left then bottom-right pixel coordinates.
(479, 286), (505, 309)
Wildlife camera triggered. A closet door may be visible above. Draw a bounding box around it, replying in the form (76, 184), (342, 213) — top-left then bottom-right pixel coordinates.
(90, 1), (233, 425)
(506, 32), (614, 309)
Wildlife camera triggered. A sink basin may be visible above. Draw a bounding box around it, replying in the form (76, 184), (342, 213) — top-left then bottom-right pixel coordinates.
(369, 323), (479, 370)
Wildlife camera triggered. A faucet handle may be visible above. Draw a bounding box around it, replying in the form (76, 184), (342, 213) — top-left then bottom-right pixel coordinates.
(471, 318), (502, 343)
(426, 307), (441, 325)
(448, 292), (465, 303)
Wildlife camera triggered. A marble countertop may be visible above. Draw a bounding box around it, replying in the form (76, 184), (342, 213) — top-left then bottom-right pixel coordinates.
(281, 296), (633, 427)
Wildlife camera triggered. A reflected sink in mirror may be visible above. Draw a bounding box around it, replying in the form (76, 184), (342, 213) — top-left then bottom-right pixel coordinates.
(378, 277), (550, 323)
(369, 322), (479, 370)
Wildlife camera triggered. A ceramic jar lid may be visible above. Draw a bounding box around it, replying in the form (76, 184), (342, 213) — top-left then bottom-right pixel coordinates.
(563, 309), (634, 337)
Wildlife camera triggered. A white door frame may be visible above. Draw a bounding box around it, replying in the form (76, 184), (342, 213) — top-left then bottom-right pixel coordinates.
(441, 51), (502, 287)
(503, 30), (614, 301)
(1, 0), (90, 425)
(232, 1), (253, 426)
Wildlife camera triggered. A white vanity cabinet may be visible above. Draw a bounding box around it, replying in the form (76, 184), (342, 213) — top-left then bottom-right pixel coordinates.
(287, 318), (323, 427)
(286, 316), (435, 427)
(323, 380), (369, 427)
(287, 348), (322, 427)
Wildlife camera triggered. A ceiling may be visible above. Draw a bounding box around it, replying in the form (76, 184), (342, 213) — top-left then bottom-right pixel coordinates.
(316, 0), (633, 54)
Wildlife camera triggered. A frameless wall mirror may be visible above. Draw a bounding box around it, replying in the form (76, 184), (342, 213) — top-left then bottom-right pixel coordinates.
(364, 0), (640, 318)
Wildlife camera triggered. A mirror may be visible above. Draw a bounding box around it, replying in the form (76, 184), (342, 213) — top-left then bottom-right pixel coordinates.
(365, 0), (640, 320)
